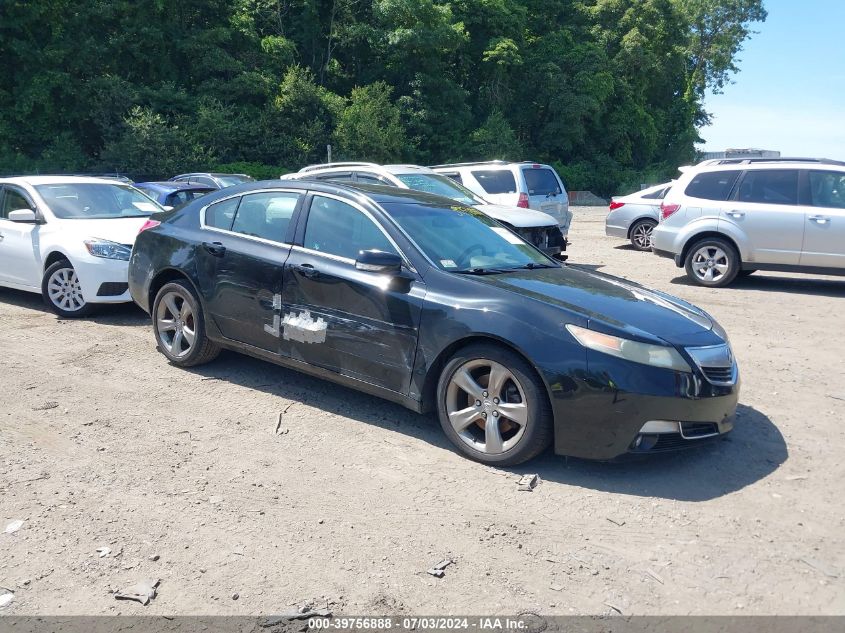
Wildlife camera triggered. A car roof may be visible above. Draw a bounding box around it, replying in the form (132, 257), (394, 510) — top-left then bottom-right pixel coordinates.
(207, 179), (465, 209)
(429, 160), (553, 170)
(0, 175), (123, 186)
(296, 163), (436, 177)
(136, 181), (215, 192)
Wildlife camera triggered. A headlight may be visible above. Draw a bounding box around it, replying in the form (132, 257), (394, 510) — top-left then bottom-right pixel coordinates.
(566, 324), (691, 372)
(84, 239), (132, 261)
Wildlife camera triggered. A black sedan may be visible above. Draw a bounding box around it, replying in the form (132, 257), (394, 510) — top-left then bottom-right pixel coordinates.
(129, 181), (739, 465)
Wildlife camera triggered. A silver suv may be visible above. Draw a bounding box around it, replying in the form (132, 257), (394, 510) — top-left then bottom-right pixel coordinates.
(651, 159), (845, 287)
(429, 161), (571, 233)
(281, 163), (567, 258)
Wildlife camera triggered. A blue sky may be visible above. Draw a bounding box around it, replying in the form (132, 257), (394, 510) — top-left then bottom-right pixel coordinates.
(700, 0), (845, 159)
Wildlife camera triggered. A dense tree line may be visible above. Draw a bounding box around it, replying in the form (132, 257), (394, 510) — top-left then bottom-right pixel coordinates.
(0, 0), (765, 195)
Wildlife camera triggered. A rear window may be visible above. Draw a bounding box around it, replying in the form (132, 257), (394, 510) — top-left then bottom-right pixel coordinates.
(471, 170), (517, 194)
(684, 171), (741, 201)
(522, 168), (561, 196)
(736, 170), (799, 205)
(641, 187), (670, 200)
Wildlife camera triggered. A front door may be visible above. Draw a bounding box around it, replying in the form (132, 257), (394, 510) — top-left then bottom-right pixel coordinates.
(720, 169), (804, 265)
(281, 194), (425, 394)
(0, 185), (43, 288)
(800, 169), (845, 268)
(197, 190), (303, 352)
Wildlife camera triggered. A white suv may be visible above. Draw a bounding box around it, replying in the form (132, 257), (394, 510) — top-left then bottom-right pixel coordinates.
(282, 163), (568, 257)
(0, 176), (162, 316)
(429, 161), (571, 233)
(651, 159), (845, 287)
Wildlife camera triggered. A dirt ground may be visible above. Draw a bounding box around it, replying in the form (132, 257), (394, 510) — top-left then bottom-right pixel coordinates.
(1, 207), (844, 616)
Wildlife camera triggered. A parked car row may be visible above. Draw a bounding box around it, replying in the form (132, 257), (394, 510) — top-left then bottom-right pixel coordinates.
(606, 158), (845, 287)
(0, 166), (739, 466)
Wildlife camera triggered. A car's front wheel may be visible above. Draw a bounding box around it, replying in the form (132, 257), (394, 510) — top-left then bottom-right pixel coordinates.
(42, 260), (95, 318)
(152, 280), (220, 367)
(630, 219), (657, 251)
(684, 237), (740, 287)
(436, 343), (553, 466)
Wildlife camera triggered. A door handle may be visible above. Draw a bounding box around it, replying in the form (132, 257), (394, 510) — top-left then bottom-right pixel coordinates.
(728, 211), (745, 219)
(809, 215), (830, 224)
(0, 233), (4, 242)
(293, 263), (320, 279)
(202, 241), (226, 257)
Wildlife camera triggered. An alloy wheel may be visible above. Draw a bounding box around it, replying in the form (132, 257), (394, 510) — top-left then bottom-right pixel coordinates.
(156, 290), (196, 358)
(632, 222), (655, 250)
(445, 359), (529, 455)
(691, 246), (730, 283)
(47, 267), (86, 312)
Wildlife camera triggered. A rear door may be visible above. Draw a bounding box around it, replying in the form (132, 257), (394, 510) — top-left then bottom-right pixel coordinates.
(196, 190), (303, 352)
(722, 169), (804, 265)
(800, 169), (845, 268)
(0, 185), (43, 287)
(281, 193), (425, 393)
(521, 165), (569, 227)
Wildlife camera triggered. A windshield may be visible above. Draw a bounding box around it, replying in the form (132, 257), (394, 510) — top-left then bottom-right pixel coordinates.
(382, 202), (555, 272)
(217, 175), (254, 187)
(395, 173), (485, 206)
(35, 183), (164, 219)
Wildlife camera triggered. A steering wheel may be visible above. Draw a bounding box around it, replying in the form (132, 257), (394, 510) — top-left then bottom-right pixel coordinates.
(457, 243), (485, 267)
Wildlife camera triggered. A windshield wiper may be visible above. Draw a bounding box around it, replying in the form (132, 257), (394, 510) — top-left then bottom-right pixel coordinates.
(452, 267), (509, 275)
(509, 262), (559, 270)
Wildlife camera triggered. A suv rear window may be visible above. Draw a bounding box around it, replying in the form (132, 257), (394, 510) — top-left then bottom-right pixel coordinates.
(471, 170), (517, 194)
(684, 171), (741, 201)
(523, 168), (561, 196)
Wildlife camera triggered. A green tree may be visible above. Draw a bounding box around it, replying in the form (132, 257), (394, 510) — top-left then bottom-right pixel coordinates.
(335, 82), (408, 162)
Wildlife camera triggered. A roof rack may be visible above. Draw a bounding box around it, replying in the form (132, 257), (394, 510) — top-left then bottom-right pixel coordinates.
(298, 162), (381, 173)
(699, 157), (845, 167)
(428, 160), (510, 169)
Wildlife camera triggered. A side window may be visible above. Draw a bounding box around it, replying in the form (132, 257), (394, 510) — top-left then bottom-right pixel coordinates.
(684, 171), (741, 201)
(355, 173), (387, 185)
(736, 170), (799, 205)
(231, 192), (301, 242)
(471, 170), (517, 194)
(808, 171), (845, 209)
(205, 197), (240, 231)
(1, 187), (35, 219)
(303, 196), (398, 261)
(315, 172), (353, 183)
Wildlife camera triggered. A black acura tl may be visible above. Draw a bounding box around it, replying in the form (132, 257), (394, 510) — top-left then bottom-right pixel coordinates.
(128, 180), (739, 465)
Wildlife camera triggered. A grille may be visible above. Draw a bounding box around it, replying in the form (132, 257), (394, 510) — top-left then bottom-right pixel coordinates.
(96, 282), (129, 297)
(680, 422), (719, 439)
(702, 366), (734, 384)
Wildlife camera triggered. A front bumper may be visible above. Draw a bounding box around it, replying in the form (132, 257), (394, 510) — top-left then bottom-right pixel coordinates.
(543, 351), (740, 460)
(74, 255), (133, 304)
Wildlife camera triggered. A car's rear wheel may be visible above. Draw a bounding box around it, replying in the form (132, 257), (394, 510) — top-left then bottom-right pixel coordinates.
(684, 238), (740, 287)
(42, 260), (95, 318)
(152, 280), (220, 366)
(630, 219), (657, 251)
(436, 343), (553, 466)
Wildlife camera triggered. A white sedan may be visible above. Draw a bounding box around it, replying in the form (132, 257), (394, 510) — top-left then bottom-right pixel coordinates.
(0, 176), (162, 317)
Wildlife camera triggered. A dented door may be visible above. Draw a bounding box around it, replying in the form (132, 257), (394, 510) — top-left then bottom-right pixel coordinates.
(279, 194), (425, 394)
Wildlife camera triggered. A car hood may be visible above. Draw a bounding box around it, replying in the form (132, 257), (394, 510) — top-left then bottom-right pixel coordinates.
(474, 203), (558, 228)
(470, 265), (722, 347)
(58, 217), (150, 245)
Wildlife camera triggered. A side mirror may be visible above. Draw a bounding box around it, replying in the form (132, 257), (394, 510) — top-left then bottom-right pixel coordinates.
(8, 209), (39, 223)
(355, 250), (403, 275)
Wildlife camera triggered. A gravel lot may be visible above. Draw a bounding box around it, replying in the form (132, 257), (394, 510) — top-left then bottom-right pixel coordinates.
(1, 207), (844, 616)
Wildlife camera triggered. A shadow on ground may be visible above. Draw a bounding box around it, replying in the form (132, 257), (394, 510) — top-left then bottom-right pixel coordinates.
(185, 352), (785, 503)
(670, 273), (845, 298)
(0, 287), (148, 326)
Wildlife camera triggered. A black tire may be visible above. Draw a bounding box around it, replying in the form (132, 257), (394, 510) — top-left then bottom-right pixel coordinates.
(41, 260), (96, 318)
(436, 343), (553, 466)
(629, 219), (657, 251)
(152, 280), (220, 367)
(684, 237), (740, 288)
